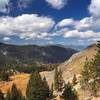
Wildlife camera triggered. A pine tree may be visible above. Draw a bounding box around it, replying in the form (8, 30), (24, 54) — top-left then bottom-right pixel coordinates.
(54, 66), (59, 90)
(6, 84), (25, 100)
(91, 80), (97, 96)
(72, 74), (77, 86)
(81, 59), (90, 89)
(6, 90), (11, 100)
(26, 72), (50, 100)
(62, 82), (78, 100)
(54, 67), (64, 91)
(93, 41), (100, 90)
(0, 70), (9, 81)
(89, 41), (100, 96)
(81, 41), (100, 96)
(42, 77), (50, 98)
(0, 90), (4, 100)
(58, 68), (64, 91)
(50, 83), (54, 98)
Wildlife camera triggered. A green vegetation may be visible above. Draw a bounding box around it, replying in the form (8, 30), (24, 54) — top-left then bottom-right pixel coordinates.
(0, 70), (9, 81)
(0, 67), (79, 100)
(0, 62), (59, 74)
(81, 41), (100, 96)
(0, 90), (4, 100)
(26, 72), (50, 100)
(50, 83), (54, 98)
(6, 84), (25, 100)
(62, 82), (78, 100)
(54, 67), (64, 91)
(72, 74), (77, 86)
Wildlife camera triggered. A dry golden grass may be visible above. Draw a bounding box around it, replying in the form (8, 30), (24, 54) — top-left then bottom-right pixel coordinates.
(0, 73), (30, 96)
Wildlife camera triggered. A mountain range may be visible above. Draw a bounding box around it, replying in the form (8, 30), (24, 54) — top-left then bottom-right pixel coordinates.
(0, 42), (77, 68)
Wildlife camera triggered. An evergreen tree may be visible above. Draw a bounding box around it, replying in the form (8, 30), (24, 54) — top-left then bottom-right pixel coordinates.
(81, 59), (91, 90)
(6, 90), (11, 100)
(0, 90), (4, 100)
(6, 84), (25, 100)
(58, 69), (64, 91)
(54, 67), (64, 91)
(54, 66), (59, 90)
(81, 41), (100, 96)
(50, 83), (54, 98)
(72, 74), (77, 86)
(62, 82), (78, 100)
(42, 77), (50, 98)
(91, 80), (97, 96)
(26, 72), (50, 100)
(81, 58), (98, 96)
(0, 70), (9, 81)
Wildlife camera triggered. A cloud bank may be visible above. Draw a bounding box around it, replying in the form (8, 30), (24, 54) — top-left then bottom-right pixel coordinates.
(0, 14), (55, 40)
(0, 0), (100, 45)
(55, 0), (100, 44)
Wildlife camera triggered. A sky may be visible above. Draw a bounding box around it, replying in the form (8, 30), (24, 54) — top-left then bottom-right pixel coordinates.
(0, 0), (100, 46)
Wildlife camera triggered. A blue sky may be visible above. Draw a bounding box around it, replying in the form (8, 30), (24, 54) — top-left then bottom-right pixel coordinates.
(0, 0), (100, 46)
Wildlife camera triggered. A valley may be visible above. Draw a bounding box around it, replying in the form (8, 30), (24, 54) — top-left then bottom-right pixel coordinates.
(0, 43), (99, 100)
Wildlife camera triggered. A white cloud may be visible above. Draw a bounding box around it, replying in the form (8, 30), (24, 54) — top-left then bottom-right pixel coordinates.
(78, 17), (100, 30)
(75, 17), (92, 30)
(89, 0), (100, 17)
(57, 17), (93, 31)
(0, 0), (33, 13)
(76, 0), (100, 30)
(63, 30), (100, 39)
(0, 14), (55, 40)
(57, 18), (76, 27)
(46, 0), (67, 9)
(3, 37), (11, 41)
(48, 41), (54, 45)
(56, 0), (100, 31)
(0, 0), (67, 12)
(0, 0), (10, 13)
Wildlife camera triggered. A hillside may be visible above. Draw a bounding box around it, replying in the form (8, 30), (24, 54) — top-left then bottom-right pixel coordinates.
(59, 44), (97, 82)
(0, 42), (77, 68)
(0, 44), (99, 100)
(41, 44), (99, 100)
(41, 44), (97, 85)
